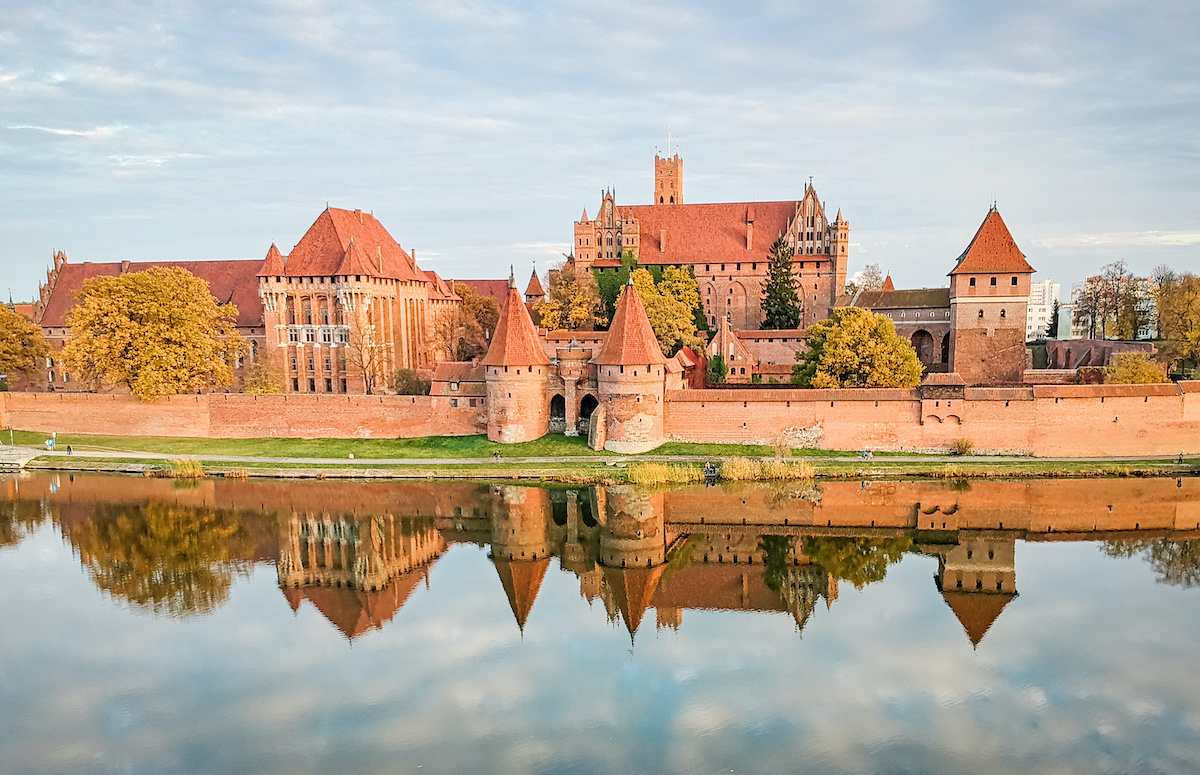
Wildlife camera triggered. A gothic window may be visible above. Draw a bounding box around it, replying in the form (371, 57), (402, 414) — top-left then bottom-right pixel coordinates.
(288, 330), (299, 343)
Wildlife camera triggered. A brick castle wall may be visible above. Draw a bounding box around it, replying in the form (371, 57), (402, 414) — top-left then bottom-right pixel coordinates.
(0, 392), (484, 439)
(2, 382), (1198, 456)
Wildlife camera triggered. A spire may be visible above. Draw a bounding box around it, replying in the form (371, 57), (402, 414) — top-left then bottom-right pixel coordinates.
(881, 274), (895, 292)
(942, 591), (1016, 648)
(481, 281), (552, 367)
(525, 268), (545, 299)
(580, 207), (589, 222)
(595, 281), (666, 365)
(509, 265), (515, 289)
(257, 243), (287, 276)
(949, 208), (1035, 276)
(835, 208), (845, 224)
(601, 564), (666, 638)
(492, 557), (550, 632)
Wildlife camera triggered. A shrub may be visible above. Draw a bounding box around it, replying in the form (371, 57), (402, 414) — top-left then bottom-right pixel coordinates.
(1107, 352), (1168, 384)
(169, 459), (205, 479)
(952, 438), (975, 456)
(393, 369), (431, 395)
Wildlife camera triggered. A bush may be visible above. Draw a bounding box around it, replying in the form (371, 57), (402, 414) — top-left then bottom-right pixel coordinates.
(168, 459), (205, 479)
(393, 369), (431, 395)
(952, 438), (975, 456)
(1107, 352), (1168, 384)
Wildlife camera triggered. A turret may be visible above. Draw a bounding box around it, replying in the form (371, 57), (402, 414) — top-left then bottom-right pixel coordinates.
(947, 207), (1035, 385)
(598, 486), (668, 638)
(482, 272), (551, 442)
(591, 279), (667, 453)
(489, 486), (553, 631)
(654, 153), (683, 205)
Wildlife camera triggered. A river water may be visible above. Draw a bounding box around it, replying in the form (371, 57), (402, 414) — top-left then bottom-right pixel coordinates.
(1, 473), (1199, 775)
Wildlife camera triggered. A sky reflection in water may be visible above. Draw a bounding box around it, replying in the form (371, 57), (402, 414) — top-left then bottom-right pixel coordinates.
(0, 474), (1198, 775)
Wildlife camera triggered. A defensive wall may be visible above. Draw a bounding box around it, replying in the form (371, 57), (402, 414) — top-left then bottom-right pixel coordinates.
(2, 382), (1199, 457)
(0, 392), (485, 440)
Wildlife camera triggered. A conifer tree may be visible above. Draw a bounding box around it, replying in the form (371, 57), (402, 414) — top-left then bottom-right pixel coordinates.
(760, 236), (803, 329)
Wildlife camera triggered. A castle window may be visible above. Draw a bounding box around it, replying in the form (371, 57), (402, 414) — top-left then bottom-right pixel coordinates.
(290, 358), (297, 371)
(706, 265), (710, 272)
(969, 278), (976, 287)
(321, 330), (332, 343)
(990, 277), (997, 286)
(307, 358), (315, 371)
(451, 398), (458, 407)
(1011, 277), (1018, 286)
(308, 378), (316, 392)
(450, 382), (459, 391)
(292, 378), (299, 391)
(737, 263), (741, 270)
(721, 264), (725, 271)
(341, 379), (347, 393)
(915, 312), (920, 319)
(324, 357), (331, 371)
(900, 312), (905, 319)
(946, 311), (950, 318)
(305, 330), (315, 343)
(1000, 309), (1006, 318)
(978, 310), (984, 318)
(325, 378), (332, 392)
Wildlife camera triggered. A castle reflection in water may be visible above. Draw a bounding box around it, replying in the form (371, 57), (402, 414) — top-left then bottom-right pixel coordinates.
(4, 475), (1199, 645)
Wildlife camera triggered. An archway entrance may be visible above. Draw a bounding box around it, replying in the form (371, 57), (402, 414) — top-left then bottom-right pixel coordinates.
(549, 394), (566, 433)
(911, 330), (935, 365)
(579, 394), (599, 435)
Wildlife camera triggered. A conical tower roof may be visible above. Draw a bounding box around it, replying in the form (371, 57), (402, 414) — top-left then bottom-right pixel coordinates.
(335, 238), (380, 277)
(881, 274), (895, 292)
(257, 243), (286, 276)
(949, 208), (1035, 276)
(525, 269), (545, 298)
(594, 280), (666, 366)
(601, 563), (666, 637)
(941, 590), (1016, 647)
(492, 556), (551, 630)
(481, 279), (551, 367)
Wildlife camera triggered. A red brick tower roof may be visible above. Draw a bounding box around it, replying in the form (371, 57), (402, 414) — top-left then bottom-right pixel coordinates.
(524, 269), (544, 298)
(602, 564), (667, 636)
(335, 238), (380, 277)
(481, 279), (551, 367)
(881, 274), (895, 292)
(594, 281), (666, 366)
(492, 557), (551, 630)
(257, 243), (286, 276)
(284, 207), (422, 281)
(949, 208), (1035, 276)
(941, 590), (1016, 647)
(299, 564), (434, 640)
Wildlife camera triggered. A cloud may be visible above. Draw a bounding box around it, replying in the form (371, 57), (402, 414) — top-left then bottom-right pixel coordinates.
(7, 124), (124, 139)
(1035, 230), (1200, 248)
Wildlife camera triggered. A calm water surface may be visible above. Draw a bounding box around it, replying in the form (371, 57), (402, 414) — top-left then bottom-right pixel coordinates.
(1, 473), (1199, 775)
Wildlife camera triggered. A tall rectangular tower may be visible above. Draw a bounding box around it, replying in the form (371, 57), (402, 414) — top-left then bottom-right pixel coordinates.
(948, 208), (1035, 385)
(654, 154), (683, 205)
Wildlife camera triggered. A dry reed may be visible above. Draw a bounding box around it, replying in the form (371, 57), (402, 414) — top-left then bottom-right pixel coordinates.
(169, 459), (205, 479)
(720, 457), (815, 481)
(627, 462), (706, 485)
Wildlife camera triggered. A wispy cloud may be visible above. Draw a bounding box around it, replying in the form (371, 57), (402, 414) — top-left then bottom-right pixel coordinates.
(7, 124), (124, 139)
(1036, 230), (1200, 248)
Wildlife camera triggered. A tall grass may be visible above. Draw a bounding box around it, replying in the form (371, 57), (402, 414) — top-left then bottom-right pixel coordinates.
(720, 458), (815, 481)
(627, 462), (705, 485)
(169, 459), (205, 479)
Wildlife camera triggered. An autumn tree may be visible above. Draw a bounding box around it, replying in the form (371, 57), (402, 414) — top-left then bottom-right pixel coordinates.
(846, 263), (884, 294)
(67, 502), (253, 617)
(792, 307), (923, 388)
(1156, 272), (1200, 372)
(243, 359), (281, 394)
(431, 283), (500, 362)
(535, 263), (608, 331)
(0, 303), (49, 387)
(392, 368), (431, 395)
(1073, 261), (1152, 340)
(1106, 352), (1167, 384)
(631, 267), (705, 356)
(801, 536), (913, 590)
(342, 297), (389, 394)
(62, 267), (246, 400)
(1103, 540), (1200, 588)
(761, 236), (803, 329)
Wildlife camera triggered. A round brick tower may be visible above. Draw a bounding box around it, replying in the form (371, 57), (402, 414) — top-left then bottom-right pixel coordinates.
(592, 278), (668, 453)
(482, 274), (551, 443)
(597, 485), (668, 637)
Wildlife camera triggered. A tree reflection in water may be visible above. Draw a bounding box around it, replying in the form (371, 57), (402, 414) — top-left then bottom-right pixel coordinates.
(801, 536), (913, 589)
(67, 502), (255, 617)
(1103, 540), (1200, 588)
(0, 499), (46, 549)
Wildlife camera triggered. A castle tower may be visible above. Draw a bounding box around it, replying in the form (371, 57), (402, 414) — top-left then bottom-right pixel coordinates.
(489, 486), (553, 631)
(948, 208), (1035, 385)
(482, 273), (551, 443)
(573, 207), (596, 272)
(592, 279), (668, 453)
(830, 209), (849, 312)
(598, 486), (667, 637)
(524, 268), (545, 305)
(935, 531), (1017, 648)
(256, 243), (288, 384)
(654, 153), (683, 205)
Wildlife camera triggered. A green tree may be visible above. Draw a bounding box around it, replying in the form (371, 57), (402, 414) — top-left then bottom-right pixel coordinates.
(62, 267), (246, 400)
(707, 353), (728, 384)
(392, 368), (431, 395)
(243, 359), (282, 394)
(594, 250), (639, 321)
(535, 263), (608, 331)
(67, 502), (253, 617)
(1106, 352), (1167, 384)
(631, 267), (705, 356)
(792, 307), (923, 388)
(0, 303), (49, 385)
(801, 536), (913, 589)
(760, 236), (804, 329)
(758, 534), (796, 592)
(1103, 540), (1200, 588)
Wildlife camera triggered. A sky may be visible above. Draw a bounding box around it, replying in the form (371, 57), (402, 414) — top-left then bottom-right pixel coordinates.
(2, 0), (1199, 303)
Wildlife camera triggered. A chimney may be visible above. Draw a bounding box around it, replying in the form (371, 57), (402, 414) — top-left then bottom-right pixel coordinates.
(660, 229), (667, 252)
(355, 209), (363, 223)
(121, 260), (130, 274)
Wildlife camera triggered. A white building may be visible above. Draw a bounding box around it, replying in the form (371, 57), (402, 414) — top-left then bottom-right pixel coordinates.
(1026, 278), (1060, 340)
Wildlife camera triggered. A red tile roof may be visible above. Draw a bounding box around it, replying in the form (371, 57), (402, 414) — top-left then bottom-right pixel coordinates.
(849, 288), (951, 310)
(492, 556), (550, 630)
(38, 260), (265, 328)
(481, 284), (552, 367)
(257, 244), (286, 276)
(881, 274), (895, 292)
(602, 563), (666, 636)
(594, 282), (666, 366)
(950, 209), (1035, 276)
(617, 201), (801, 265)
(300, 565), (433, 640)
(524, 269), (544, 298)
(282, 207), (422, 281)
(423, 270), (460, 301)
(458, 279), (512, 309)
(941, 590), (1015, 647)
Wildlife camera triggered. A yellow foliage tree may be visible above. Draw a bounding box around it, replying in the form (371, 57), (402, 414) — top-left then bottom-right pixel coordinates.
(1106, 352), (1167, 384)
(62, 267), (246, 400)
(535, 263), (608, 331)
(0, 304), (49, 385)
(631, 267), (705, 356)
(792, 307), (923, 388)
(243, 359), (282, 394)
